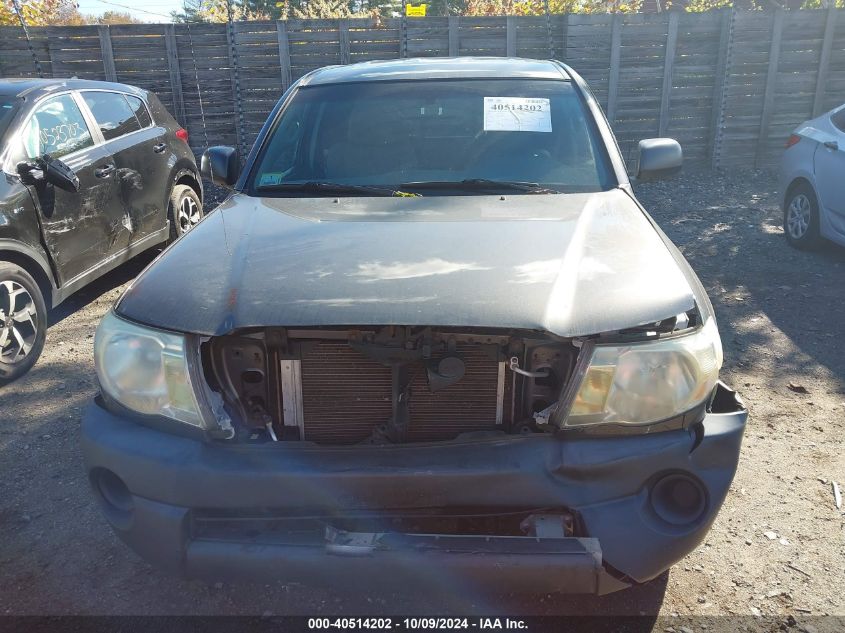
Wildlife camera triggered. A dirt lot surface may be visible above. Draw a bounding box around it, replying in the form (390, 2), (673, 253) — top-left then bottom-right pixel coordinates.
(1, 170), (844, 629)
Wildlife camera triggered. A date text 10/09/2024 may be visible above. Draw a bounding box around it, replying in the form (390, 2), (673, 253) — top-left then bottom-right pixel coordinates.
(307, 618), (529, 630)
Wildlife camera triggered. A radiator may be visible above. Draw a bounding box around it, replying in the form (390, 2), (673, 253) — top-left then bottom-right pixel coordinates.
(293, 341), (506, 445)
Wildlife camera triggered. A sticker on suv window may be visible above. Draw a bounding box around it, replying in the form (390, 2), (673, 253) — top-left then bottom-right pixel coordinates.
(484, 97), (551, 133)
(259, 172), (283, 186)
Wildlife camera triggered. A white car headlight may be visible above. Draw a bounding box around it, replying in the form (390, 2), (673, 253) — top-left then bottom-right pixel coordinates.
(564, 318), (722, 427)
(94, 310), (205, 428)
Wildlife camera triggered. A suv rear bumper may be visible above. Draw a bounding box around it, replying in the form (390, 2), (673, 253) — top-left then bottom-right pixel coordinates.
(81, 384), (746, 595)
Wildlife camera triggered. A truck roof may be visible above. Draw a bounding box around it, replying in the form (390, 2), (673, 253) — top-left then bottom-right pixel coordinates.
(299, 57), (570, 86)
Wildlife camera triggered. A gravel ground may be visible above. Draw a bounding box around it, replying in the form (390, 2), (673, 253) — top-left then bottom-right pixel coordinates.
(1, 170), (844, 628)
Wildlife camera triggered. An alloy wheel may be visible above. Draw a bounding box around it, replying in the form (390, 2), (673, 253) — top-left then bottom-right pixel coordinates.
(0, 280), (38, 365)
(786, 193), (811, 240)
(177, 195), (201, 233)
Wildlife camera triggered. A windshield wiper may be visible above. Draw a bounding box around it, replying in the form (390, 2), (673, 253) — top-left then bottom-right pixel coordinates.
(256, 181), (418, 197)
(399, 179), (560, 194)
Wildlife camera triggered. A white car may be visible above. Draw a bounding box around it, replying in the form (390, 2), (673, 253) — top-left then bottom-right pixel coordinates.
(780, 103), (845, 250)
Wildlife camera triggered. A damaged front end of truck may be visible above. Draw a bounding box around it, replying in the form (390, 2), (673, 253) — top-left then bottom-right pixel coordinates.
(84, 302), (746, 594)
(82, 58), (748, 595)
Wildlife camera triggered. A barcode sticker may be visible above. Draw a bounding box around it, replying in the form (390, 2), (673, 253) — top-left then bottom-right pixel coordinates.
(483, 97), (552, 132)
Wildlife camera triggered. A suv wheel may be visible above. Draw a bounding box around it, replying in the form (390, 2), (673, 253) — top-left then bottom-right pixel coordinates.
(784, 183), (822, 250)
(168, 184), (203, 241)
(0, 262), (47, 385)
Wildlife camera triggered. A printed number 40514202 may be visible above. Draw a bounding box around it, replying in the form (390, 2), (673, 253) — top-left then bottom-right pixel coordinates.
(489, 103), (544, 112)
(483, 97), (552, 133)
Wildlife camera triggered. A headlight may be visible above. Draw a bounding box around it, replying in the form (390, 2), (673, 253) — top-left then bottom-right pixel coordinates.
(564, 318), (722, 427)
(94, 310), (205, 428)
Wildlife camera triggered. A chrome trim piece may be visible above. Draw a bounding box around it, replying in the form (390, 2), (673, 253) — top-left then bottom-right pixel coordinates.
(495, 360), (506, 425)
(280, 358), (305, 435)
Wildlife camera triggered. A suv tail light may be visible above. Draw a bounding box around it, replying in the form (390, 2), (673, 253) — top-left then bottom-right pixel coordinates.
(176, 128), (189, 143)
(785, 134), (801, 149)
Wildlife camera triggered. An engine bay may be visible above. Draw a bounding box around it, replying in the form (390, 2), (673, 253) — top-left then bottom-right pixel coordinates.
(202, 326), (579, 445)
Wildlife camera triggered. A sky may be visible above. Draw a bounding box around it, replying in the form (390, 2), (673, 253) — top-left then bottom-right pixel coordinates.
(76, 0), (183, 22)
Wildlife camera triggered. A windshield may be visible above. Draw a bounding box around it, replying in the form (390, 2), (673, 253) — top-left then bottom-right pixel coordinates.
(0, 97), (20, 141)
(250, 79), (614, 196)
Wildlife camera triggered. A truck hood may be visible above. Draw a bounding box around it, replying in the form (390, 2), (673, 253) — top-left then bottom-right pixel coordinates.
(117, 189), (696, 337)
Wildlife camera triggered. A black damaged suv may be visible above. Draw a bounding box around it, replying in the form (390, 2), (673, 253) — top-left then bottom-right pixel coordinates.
(0, 79), (202, 383)
(83, 58), (747, 595)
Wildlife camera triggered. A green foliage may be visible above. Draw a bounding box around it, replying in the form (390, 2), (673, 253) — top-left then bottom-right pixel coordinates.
(172, 0), (270, 21)
(243, 0), (279, 15)
(424, 0), (464, 15)
(800, 0), (844, 7)
(684, 0), (732, 11)
(1, 0), (84, 25)
(174, 0), (380, 20)
(683, 0), (769, 10)
(95, 10), (144, 22)
(463, 0), (638, 15)
(169, 0), (652, 20)
(291, 0), (353, 16)
(173, 0), (207, 22)
(165, 0), (844, 23)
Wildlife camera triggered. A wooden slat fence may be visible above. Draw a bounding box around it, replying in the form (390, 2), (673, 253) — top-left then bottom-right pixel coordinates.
(1, 10), (844, 168)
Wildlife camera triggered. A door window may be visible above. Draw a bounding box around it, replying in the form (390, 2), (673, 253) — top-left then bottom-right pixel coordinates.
(0, 98), (19, 139)
(21, 94), (94, 159)
(124, 95), (152, 128)
(82, 91), (141, 141)
(831, 107), (845, 133)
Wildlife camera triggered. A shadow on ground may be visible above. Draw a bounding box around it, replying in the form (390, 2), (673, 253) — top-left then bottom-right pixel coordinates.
(636, 171), (845, 397)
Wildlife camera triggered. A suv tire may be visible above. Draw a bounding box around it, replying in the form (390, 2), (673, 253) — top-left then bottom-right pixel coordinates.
(0, 262), (47, 385)
(168, 184), (203, 242)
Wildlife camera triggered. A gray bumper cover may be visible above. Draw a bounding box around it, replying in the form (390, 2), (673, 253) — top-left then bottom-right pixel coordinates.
(81, 384), (747, 594)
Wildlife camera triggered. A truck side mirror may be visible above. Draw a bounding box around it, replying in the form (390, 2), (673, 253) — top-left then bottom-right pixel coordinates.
(636, 138), (683, 182)
(201, 146), (239, 188)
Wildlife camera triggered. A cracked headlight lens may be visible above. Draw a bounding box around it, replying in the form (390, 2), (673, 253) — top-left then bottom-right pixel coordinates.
(94, 310), (204, 427)
(565, 318), (722, 427)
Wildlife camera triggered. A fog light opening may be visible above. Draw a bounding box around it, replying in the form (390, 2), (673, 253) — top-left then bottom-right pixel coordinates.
(91, 468), (134, 530)
(650, 473), (707, 527)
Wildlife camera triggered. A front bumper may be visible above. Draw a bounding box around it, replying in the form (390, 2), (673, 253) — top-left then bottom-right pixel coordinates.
(81, 384), (747, 595)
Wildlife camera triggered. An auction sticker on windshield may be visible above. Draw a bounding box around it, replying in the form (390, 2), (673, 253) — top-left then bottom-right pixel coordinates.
(259, 172), (284, 186)
(483, 97), (551, 132)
